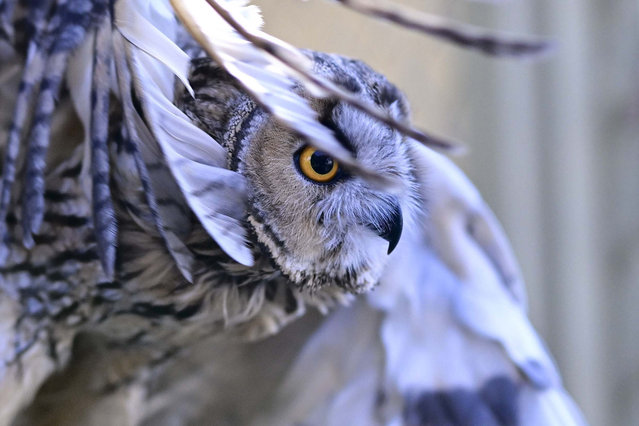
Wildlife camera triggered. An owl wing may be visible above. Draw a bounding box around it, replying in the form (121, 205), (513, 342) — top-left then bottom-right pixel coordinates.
(252, 143), (586, 426)
(370, 142), (587, 425)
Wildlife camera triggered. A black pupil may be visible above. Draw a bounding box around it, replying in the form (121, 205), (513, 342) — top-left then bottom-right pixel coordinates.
(310, 151), (334, 175)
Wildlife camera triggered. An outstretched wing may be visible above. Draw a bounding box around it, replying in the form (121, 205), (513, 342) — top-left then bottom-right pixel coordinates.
(253, 143), (586, 426)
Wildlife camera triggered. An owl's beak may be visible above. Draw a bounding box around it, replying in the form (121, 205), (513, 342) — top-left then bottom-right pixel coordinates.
(367, 199), (403, 255)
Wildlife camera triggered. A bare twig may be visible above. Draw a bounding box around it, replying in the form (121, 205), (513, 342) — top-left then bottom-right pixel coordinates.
(334, 0), (553, 58)
(202, 0), (463, 153)
(172, 0), (400, 187)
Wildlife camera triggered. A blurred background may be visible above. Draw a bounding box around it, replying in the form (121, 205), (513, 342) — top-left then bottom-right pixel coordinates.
(254, 1), (639, 425)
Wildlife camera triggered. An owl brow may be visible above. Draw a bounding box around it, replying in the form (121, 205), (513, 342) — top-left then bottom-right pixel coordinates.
(318, 106), (356, 155)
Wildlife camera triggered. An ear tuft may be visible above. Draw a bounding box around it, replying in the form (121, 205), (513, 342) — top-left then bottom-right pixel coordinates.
(376, 83), (410, 122)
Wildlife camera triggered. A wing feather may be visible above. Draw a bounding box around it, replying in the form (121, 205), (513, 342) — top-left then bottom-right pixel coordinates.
(89, 15), (117, 278)
(173, 0), (461, 178)
(172, 0), (415, 188)
(112, 31), (196, 282)
(0, 45), (45, 259)
(114, 0), (253, 266)
(21, 0), (110, 245)
(21, 49), (71, 246)
(371, 144), (584, 424)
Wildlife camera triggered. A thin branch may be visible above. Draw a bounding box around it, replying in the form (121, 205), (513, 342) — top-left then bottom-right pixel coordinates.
(202, 0), (462, 153)
(334, 0), (553, 58)
(172, 0), (400, 188)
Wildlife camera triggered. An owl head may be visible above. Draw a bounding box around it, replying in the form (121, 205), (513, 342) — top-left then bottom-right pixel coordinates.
(183, 52), (419, 293)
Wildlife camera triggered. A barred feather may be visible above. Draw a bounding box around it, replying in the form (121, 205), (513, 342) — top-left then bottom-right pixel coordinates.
(21, 49), (71, 247)
(89, 15), (116, 278)
(4, 0), (56, 53)
(0, 2), (58, 247)
(21, 0), (109, 246)
(0, 46), (45, 258)
(114, 0), (253, 266)
(174, 0), (462, 177)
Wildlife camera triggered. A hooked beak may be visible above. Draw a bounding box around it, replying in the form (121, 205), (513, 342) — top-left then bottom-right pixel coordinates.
(366, 198), (403, 255)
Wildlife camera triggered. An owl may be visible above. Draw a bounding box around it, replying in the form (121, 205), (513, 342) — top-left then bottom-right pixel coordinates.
(0, 0), (585, 425)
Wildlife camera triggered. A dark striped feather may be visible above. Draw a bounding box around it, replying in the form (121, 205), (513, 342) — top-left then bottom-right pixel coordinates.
(4, 0), (56, 53)
(403, 377), (520, 426)
(20, 0), (109, 246)
(0, 47), (46, 258)
(0, 0), (58, 243)
(21, 49), (70, 247)
(90, 15), (116, 278)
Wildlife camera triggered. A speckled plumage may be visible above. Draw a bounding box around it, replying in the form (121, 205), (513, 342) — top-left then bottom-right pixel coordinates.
(0, 15), (417, 423)
(0, 1), (585, 425)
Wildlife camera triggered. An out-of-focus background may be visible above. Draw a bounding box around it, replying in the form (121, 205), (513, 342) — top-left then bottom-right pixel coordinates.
(254, 1), (639, 425)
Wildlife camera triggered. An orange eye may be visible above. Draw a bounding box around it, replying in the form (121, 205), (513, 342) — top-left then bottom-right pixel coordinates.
(298, 145), (339, 183)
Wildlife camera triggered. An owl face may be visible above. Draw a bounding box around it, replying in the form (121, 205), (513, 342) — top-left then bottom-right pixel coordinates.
(234, 53), (419, 293)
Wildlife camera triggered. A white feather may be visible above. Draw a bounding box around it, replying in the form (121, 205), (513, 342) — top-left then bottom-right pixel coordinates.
(120, 62), (197, 281)
(373, 144), (583, 422)
(115, 0), (193, 96)
(114, 0), (253, 266)
(520, 387), (587, 426)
